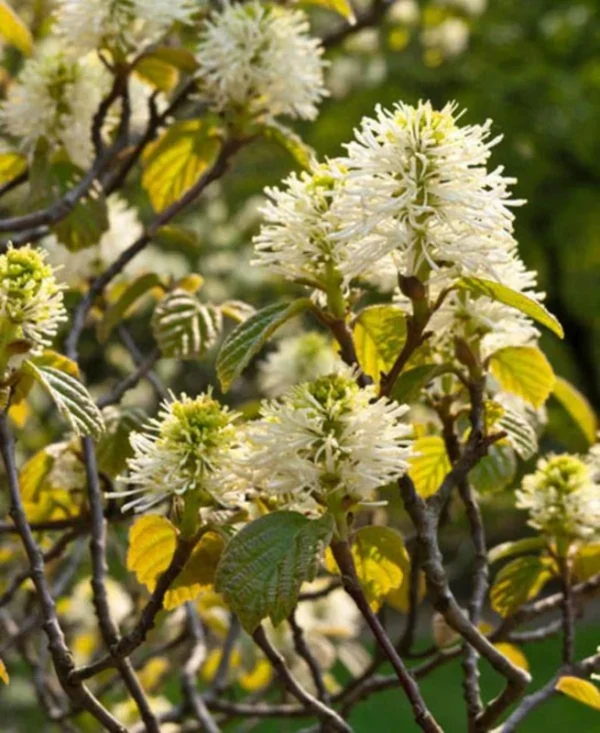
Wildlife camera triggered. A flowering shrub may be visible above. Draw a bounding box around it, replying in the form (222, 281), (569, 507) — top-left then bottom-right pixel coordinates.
(0, 1), (598, 732)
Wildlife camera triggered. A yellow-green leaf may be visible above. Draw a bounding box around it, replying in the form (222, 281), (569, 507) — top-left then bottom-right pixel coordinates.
(408, 436), (451, 498)
(457, 277), (563, 338)
(135, 55), (180, 93)
(142, 119), (220, 212)
(0, 1), (33, 55)
(326, 526), (408, 610)
(148, 46), (199, 74)
(489, 346), (555, 408)
(164, 532), (225, 611)
(263, 121), (315, 170)
(386, 568), (426, 614)
(488, 536), (546, 565)
(556, 676), (600, 711)
(353, 305), (406, 383)
(0, 658), (9, 685)
(98, 273), (164, 343)
(302, 0), (356, 22)
(572, 543), (600, 583)
(490, 556), (553, 617)
(127, 515), (177, 591)
(493, 643), (529, 672)
(19, 448), (55, 503)
(552, 377), (597, 445)
(0, 151), (27, 185)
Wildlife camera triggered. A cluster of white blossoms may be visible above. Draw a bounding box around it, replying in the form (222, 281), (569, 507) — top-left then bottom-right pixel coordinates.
(53, 0), (195, 56)
(252, 160), (391, 290)
(259, 332), (342, 397)
(0, 245), (66, 359)
(0, 50), (111, 168)
(196, 1), (327, 121)
(244, 371), (413, 512)
(516, 452), (600, 543)
(115, 392), (241, 513)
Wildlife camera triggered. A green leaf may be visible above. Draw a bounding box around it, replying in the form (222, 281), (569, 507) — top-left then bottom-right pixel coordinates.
(488, 537), (546, 564)
(489, 346), (555, 408)
(23, 361), (104, 439)
(134, 55), (180, 93)
(302, 0), (356, 22)
(147, 46), (199, 74)
(98, 273), (164, 343)
(456, 277), (563, 339)
(325, 526), (408, 611)
(217, 300), (312, 392)
(391, 363), (449, 404)
(263, 121), (315, 170)
(220, 300), (255, 324)
(552, 377), (597, 445)
(0, 151), (27, 185)
(152, 289), (222, 359)
(556, 677), (600, 712)
(408, 436), (451, 498)
(96, 407), (146, 478)
(468, 443), (516, 494)
(353, 305), (406, 383)
(497, 405), (538, 460)
(0, 1), (33, 55)
(215, 511), (334, 633)
(490, 555), (553, 617)
(142, 119), (220, 212)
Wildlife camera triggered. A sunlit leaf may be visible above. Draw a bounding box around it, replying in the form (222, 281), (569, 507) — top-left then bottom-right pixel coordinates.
(217, 300), (312, 392)
(164, 532), (225, 611)
(456, 277), (563, 338)
(0, 1), (33, 55)
(142, 119), (220, 212)
(98, 273), (164, 343)
(302, 0), (356, 22)
(490, 555), (553, 617)
(135, 55), (180, 92)
(127, 515), (177, 590)
(552, 377), (597, 445)
(0, 151), (27, 185)
(215, 511), (334, 632)
(489, 346), (555, 408)
(556, 676), (600, 712)
(493, 643), (529, 672)
(326, 526), (408, 611)
(572, 543), (600, 583)
(0, 658), (9, 685)
(488, 537), (546, 565)
(497, 405), (538, 460)
(263, 121), (315, 170)
(408, 436), (451, 498)
(353, 305), (406, 383)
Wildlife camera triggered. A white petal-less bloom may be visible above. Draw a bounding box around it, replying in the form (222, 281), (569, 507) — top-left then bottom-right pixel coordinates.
(516, 453), (600, 543)
(54, 0), (196, 55)
(296, 579), (361, 640)
(245, 371), (413, 511)
(259, 332), (342, 397)
(252, 160), (392, 288)
(0, 245), (66, 357)
(115, 392), (241, 513)
(196, 1), (328, 121)
(335, 100), (524, 279)
(0, 50), (111, 168)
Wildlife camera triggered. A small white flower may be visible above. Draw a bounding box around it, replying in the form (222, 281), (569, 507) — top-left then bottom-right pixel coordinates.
(334, 100), (524, 280)
(0, 50), (111, 168)
(244, 371), (413, 510)
(54, 0), (196, 55)
(252, 160), (391, 288)
(516, 453), (600, 543)
(114, 392), (241, 513)
(259, 332), (342, 397)
(0, 245), (67, 357)
(196, 1), (327, 121)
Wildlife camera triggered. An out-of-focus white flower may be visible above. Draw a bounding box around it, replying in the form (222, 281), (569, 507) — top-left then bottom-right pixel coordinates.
(516, 453), (600, 543)
(295, 579), (361, 640)
(114, 392), (241, 513)
(389, 0), (420, 25)
(196, 1), (327, 121)
(0, 245), (66, 357)
(54, 0), (195, 55)
(253, 160), (391, 289)
(422, 18), (470, 57)
(0, 50), (111, 168)
(44, 195), (187, 286)
(259, 332), (342, 397)
(244, 371), (413, 511)
(335, 100), (524, 281)
(437, 0), (487, 17)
